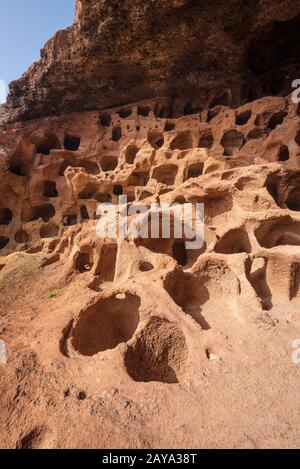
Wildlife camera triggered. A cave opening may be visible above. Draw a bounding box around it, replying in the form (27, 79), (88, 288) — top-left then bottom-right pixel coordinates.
(112, 126), (122, 142)
(63, 215), (78, 226)
(100, 155), (118, 172)
(0, 208), (13, 225)
(0, 237), (9, 249)
(44, 181), (58, 198)
(99, 113), (111, 127)
(9, 161), (26, 176)
(278, 145), (289, 162)
(247, 14), (300, 76)
(37, 134), (60, 155)
(199, 130), (214, 149)
(125, 145), (139, 164)
(138, 106), (151, 117)
(15, 230), (29, 244)
(148, 130), (164, 150)
(172, 241), (188, 266)
(64, 134), (81, 151)
(80, 205), (89, 221)
(113, 185), (123, 196)
(118, 108), (132, 118)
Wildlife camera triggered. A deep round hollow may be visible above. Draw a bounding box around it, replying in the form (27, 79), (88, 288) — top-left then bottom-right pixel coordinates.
(40, 224), (59, 239)
(163, 258), (241, 330)
(207, 106), (221, 123)
(113, 185), (123, 196)
(37, 134), (60, 155)
(155, 102), (171, 118)
(0, 237), (9, 249)
(266, 178), (279, 204)
(0, 208), (13, 225)
(139, 261), (154, 272)
(221, 130), (245, 156)
(21, 204), (55, 223)
(118, 108), (132, 118)
(64, 134), (81, 151)
(255, 218), (300, 248)
(170, 131), (193, 150)
(112, 126), (122, 142)
(99, 113), (111, 127)
(214, 229), (251, 254)
(173, 196), (188, 204)
(43, 181), (58, 198)
(79, 183), (98, 199)
(286, 189), (300, 211)
(124, 316), (188, 384)
(164, 121), (175, 132)
(39, 204), (55, 222)
(152, 164), (178, 185)
(78, 161), (100, 175)
(278, 145), (289, 161)
(235, 109), (252, 125)
(148, 130), (164, 150)
(172, 241), (188, 266)
(9, 161), (26, 176)
(247, 127), (266, 139)
(138, 106), (151, 117)
(100, 155), (118, 172)
(71, 293), (141, 356)
(125, 144), (139, 164)
(74, 252), (93, 273)
(187, 163), (204, 179)
(199, 130), (214, 149)
(14, 230), (30, 244)
(267, 111), (288, 130)
(129, 171), (150, 187)
(63, 215), (77, 226)
(80, 205), (89, 220)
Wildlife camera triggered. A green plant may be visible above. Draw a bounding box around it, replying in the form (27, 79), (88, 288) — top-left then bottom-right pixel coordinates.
(44, 289), (65, 299)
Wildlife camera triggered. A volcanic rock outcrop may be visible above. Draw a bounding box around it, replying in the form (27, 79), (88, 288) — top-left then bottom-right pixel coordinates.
(1, 0), (300, 450)
(2, 0), (300, 123)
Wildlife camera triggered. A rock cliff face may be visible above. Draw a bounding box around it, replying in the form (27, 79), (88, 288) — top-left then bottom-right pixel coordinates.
(1, 0), (300, 450)
(2, 0), (300, 123)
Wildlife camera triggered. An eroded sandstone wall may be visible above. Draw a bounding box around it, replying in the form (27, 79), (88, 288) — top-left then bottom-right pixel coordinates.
(1, 0), (300, 449)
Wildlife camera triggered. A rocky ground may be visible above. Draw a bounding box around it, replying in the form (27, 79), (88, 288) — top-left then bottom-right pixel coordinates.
(1, 0), (300, 449)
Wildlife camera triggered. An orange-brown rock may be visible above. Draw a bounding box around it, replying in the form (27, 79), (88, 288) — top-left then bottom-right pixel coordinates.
(1, 0), (300, 450)
(2, 0), (300, 124)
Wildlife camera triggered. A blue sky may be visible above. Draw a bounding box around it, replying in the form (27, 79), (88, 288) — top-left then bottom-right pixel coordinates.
(0, 0), (75, 101)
